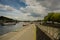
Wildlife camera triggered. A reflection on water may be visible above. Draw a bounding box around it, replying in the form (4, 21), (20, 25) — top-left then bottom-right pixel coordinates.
(0, 22), (23, 35)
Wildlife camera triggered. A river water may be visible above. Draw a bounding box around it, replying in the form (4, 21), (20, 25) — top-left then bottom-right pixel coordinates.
(0, 22), (24, 35)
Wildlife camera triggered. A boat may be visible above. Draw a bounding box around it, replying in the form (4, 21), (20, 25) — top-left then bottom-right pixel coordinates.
(1, 22), (16, 26)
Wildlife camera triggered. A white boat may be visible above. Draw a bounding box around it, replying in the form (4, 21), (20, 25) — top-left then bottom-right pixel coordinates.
(2, 22), (16, 26)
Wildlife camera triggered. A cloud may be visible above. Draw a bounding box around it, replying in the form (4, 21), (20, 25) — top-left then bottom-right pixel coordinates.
(28, 13), (41, 17)
(36, 0), (60, 10)
(0, 4), (22, 20)
(19, 0), (48, 20)
(21, 0), (60, 20)
(51, 10), (60, 13)
(1, 0), (60, 20)
(0, 4), (38, 20)
(0, 4), (16, 11)
(24, 0), (60, 11)
(20, 6), (47, 14)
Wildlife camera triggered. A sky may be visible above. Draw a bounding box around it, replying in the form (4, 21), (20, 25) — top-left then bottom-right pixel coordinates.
(0, 0), (60, 21)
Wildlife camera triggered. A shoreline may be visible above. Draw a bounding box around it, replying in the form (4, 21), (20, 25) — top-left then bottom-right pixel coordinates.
(0, 24), (36, 40)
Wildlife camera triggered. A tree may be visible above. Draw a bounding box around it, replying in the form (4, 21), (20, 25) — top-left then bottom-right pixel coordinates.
(44, 12), (54, 21)
(44, 12), (60, 23)
(51, 13), (60, 22)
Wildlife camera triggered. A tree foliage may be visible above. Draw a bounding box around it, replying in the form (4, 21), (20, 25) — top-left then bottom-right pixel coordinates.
(44, 12), (60, 23)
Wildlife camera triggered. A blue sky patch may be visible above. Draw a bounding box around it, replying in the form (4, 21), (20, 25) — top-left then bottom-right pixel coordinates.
(0, 0), (27, 9)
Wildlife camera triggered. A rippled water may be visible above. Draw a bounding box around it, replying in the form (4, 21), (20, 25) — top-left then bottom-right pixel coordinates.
(0, 22), (24, 35)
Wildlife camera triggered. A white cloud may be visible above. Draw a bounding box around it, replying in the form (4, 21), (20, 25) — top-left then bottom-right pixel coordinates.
(0, 4), (38, 20)
(0, 0), (60, 20)
(0, 4), (16, 11)
(0, 4), (5, 8)
(21, 0), (60, 20)
(19, 0), (48, 20)
(5, 5), (16, 11)
(36, 0), (60, 10)
(52, 10), (60, 13)
(20, 6), (47, 17)
(24, 0), (60, 10)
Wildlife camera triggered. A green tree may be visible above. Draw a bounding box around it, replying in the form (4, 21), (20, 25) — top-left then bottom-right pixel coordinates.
(51, 13), (60, 22)
(44, 12), (60, 23)
(44, 12), (54, 21)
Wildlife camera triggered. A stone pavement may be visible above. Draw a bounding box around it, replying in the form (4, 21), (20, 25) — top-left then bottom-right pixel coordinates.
(0, 24), (36, 40)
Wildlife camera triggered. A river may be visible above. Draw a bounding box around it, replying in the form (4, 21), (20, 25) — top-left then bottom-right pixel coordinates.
(0, 22), (24, 35)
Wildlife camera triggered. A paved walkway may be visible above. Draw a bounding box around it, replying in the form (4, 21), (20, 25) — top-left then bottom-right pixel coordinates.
(0, 24), (36, 40)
